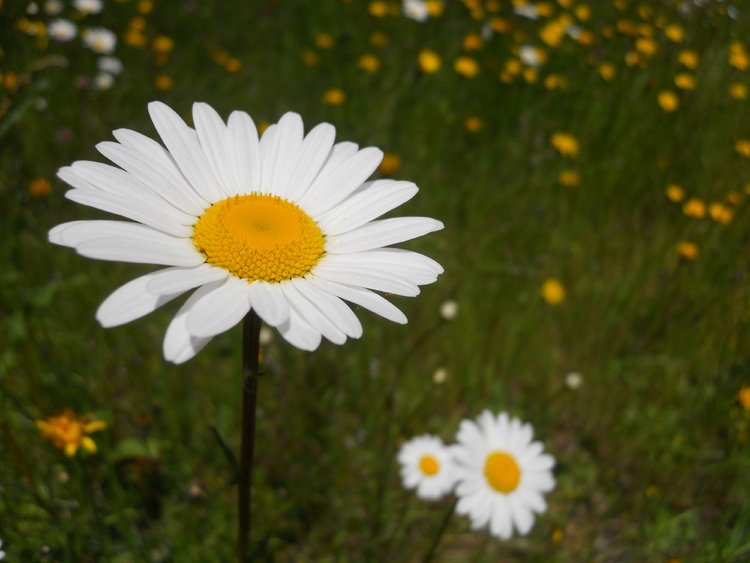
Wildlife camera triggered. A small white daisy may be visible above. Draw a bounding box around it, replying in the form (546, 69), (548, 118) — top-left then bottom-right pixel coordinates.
(44, 0), (64, 15)
(519, 45), (544, 68)
(48, 19), (77, 42)
(513, 4), (540, 20)
(93, 72), (114, 91)
(452, 411), (555, 540)
(82, 27), (116, 54)
(50, 102), (443, 363)
(397, 435), (456, 499)
(403, 0), (429, 22)
(439, 299), (457, 320)
(74, 0), (103, 14)
(98, 56), (123, 75)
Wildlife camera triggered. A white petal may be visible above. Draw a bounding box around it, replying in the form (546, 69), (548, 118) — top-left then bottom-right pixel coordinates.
(508, 495), (535, 536)
(320, 250), (442, 286)
(146, 264), (228, 295)
(489, 497), (513, 540)
(193, 102), (235, 197)
(148, 101), (224, 202)
(293, 141), (357, 207)
(247, 281), (290, 327)
(227, 110), (261, 196)
(96, 269), (185, 327)
(267, 112), (304, 198)
(312, 259), (420, 296)
(290, 278), (362, 338)
(75, 230), (205, 267)
(163, 284), (218, 364)
(278, 306), (322, 351)
(315, 180), (418, 235)
(285, 122), (336, 202)
(279, 282), (346, 344)
(306, 276), (407, 324)
(516, 488), (547, 514)
(257, 124), (277, 194)
(185, 276), (251, 338)
(325, 217), (444, 254)
(49, 220), (157, 248)
(299, 147), (383, 217)
(96, 140), (208, 216)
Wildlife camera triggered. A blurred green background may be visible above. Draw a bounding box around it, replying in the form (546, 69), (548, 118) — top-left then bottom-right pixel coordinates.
(2, 0), (750, 560)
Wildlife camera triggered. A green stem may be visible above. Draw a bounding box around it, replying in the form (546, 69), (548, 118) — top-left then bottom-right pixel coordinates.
(238, 311), (262, 563)
(422, 498), (457, 563)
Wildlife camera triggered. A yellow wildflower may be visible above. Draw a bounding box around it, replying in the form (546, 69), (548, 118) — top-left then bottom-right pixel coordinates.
(735, 140), (750, 158)
(302, 49), (318, 67)
(323, 88), (346, 105)
(550, 132), (579, 158)
(152, 35), (174, 54)
(658, 90), (679, 112)
(664, 23), (684, 42)
(674, 73), (696, 90)
(358, 54), (380, 73)
(635, 38), (658, 57)
(368, 1), (388, 17)
(726, 192), (742, 206)
(682, 198), (706, 219)
(665, 184), (685, 202)
(541, 278), (566, 305)
(28, 177), (52, 199)
(544, 74), (567, 90)
(729, 83), (747, 100)
(154, 74), (173, 90)
(709, 203), (733, 224)
(137, 0), (153, 14)
(462, 33), (482, 51)
(418, 49), (441, 73)
(315, 33), (334, 49)
(678, 50), (699, 69)
(558, 170), (580, 188)
(677, 242), (698, 261)
(379, 153), (401, 176)
(575, 4), (591, 21)
(598, 62), (616, 81)
(505, 58), (522, 75)
(125, 30), (147, 48)
(454, 56), (479, 78)
(729, 42), (749, 71)
(738, 387), (750, 411)
(489, 17), (510, 33)
(523, 67), (538, 83)
(37, 410), (107, 457)
(426, 0), (444, 17)
(464, 116), (483, 132)
(224, 57), (242, 73)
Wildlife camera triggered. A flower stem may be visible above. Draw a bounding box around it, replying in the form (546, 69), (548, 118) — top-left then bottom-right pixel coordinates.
(238, 311), (262, 563)
(421, 498), (457, 563)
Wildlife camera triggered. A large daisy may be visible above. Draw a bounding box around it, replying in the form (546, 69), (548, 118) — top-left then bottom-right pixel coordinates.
(451, 411), (555, 540)
(49, 102), (444, 363)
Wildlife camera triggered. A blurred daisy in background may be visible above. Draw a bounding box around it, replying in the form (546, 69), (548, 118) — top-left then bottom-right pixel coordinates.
(48, 19), (77, 42)
(452, 411), (555, 540)
(398, 435), (456, 499)
(82, 27), (116, 54)
(50, 102), (443, 363)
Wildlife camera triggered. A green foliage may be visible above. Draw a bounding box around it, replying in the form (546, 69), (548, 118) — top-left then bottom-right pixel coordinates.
(2, 0), (750, 560)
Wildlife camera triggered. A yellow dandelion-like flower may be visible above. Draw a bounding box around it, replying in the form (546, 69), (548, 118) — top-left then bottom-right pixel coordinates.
(523, 67), (538, 83)
(541, 278), (566, 305)
(624, 51), (643, 67)
(558, 169), (580, 188)
(315, 33), (334, 49)
(709, 202), (733, 224)
(426, 0), (444, 16)
(598, 62), (616, 81)
(577, 30), (595, 46)
(674, 73), (696, 90)
(575, 4), (591, 21)
(664, 23), (684, 43)
(489, 17), (510, 33)
(735, 140), (750, 158)
(536, 2), (554, 17)
(154, 74), (173, 91)
(454, 56), (479, 78)
(37, 410), (107, 457)
(729, 83), (747, 100)
(505, 58), (522, 76)
(676, 241), (698, 261)
(729, 42), (749, 71)
(682, 198), (706, 219)
(738, 387), (750, 411)
(301, 49), (318, 67)
(635, 38), (658, 57)
(544, 74), (567, 90)
(464, 116), (483, 132)
(462, 33), (483, 51)
(358, 54), (380, 73)
(379, 153), (401, 176)
(224, 57), (242, 73)
(323, 87), (346, 105)
(550, 132), (579, 158)
(678, 50), (699, 70)
(418, 49), (441, 73)
(368, 1), (388, 17)
(137, 0), (153, 14)
(658, 90), (679, 112)
(665, 184), (685, 202)
(540, 20), (567, 48)
(152, 35), (174, 54)
(726, 191), (743, 205)
(28, 177), (52, 199)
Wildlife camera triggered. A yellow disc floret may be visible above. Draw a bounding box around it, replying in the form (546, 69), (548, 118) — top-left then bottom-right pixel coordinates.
(484, 451), (521, 494)
(419, 454), (440, 476)
(192, 194), (325, 283)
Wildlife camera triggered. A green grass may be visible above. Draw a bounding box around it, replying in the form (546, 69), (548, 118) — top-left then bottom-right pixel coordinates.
(3, 0), (750, 560)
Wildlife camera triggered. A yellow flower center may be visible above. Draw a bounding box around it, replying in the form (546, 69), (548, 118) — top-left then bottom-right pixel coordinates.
(418, 454), (440, 476)
(484, 451), (521, 494)
(192, 194), (325, 283)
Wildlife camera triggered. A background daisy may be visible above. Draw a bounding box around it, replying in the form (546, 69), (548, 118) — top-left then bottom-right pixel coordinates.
(397, 434), (457, 500)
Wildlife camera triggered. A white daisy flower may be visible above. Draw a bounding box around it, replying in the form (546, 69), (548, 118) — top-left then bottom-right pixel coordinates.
(452, 411), (555, 540)
(74, 0), (103, 14)
(403, 0), (429, 22)
(82, 27), (116, 54)
(44, 0), (64, 15)
(397, 435), (456, 499)
(93, 72), (114, 91)
(519, 45), (544, 68)
(98, 56), (123, 75)
(439, 299), (457, 320)
(0, 539), (5, 560)
(513, 4), (540, 20)
(50, 102), (444, 363)
(48, 19), (77, 42)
